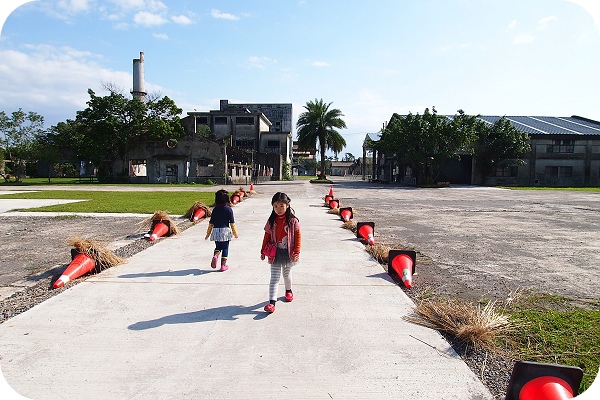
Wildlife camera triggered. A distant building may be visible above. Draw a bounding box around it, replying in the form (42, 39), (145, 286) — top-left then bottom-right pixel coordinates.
(182, 100), (294, 183)
(330, 161), (357, 176)
(364, 115), (600, 187)
(292, 141), (317, 176)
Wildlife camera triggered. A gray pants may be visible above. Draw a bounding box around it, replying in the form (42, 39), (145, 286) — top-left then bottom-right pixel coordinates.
(269, 248), (292, 301)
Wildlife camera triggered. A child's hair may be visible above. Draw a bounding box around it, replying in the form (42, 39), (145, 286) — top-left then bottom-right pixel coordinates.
(214, 189), (230, 206)
(268, 192), (298, 226)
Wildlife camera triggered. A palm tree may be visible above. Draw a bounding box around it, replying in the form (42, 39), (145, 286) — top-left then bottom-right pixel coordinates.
(296, 98), (347, 180)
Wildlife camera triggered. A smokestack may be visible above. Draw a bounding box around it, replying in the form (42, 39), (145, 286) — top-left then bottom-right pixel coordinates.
(131, 51), (147, 102)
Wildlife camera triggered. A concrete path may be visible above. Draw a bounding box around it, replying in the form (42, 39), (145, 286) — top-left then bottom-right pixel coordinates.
(0, 181), (492, 399)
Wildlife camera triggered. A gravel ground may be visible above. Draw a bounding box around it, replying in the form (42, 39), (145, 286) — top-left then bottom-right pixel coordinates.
(1, 181), (599, 399)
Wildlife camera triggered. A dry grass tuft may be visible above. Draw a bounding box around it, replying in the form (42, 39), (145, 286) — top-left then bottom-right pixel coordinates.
(68, 237), (126, 270)
(404, 298), (514, 351)
(327, 208), (340, 215)
(183, 201), (211, 219)
(366, 243), (392, 264)
(342, 220), (357, 232)
(140, 211), (181, 236)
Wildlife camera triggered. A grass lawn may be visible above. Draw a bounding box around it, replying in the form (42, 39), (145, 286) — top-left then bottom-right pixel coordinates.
(501, 186), (600, 192)
(501, 293), (600, 393)
(0, 190), (216, 214)
(0, 177), (217, 187)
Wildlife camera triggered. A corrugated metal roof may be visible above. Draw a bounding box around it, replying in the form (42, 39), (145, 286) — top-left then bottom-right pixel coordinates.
(365, 133), (381, 141)
(477, 116), (600, 136)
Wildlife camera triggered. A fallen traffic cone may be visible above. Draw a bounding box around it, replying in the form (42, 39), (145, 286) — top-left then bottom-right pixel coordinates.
(192, 207), (206, 221)
(356, 222), (375, 245)
(505, 361), (583, 400)
(328, 198), (339, 209)
(388, 250), (416, 289)
(339, 207), (353, 222)
(149, 221), (169, 241)
(184, 201), (211, 222)
(231, 193), (241, 204)
(142, 211), (180, 241)
(53, 237), (125, 289)
(325, 194), (333, 205)
(53, 252), (95, 289)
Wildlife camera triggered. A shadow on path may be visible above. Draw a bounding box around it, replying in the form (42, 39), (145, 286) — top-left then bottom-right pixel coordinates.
(128, 302), (268, 330)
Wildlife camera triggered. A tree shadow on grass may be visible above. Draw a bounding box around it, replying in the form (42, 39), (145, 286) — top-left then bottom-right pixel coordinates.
(128, 302), (268, 330)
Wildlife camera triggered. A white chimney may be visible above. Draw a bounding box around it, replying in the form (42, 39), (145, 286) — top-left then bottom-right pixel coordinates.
(131, 51), (147, 102)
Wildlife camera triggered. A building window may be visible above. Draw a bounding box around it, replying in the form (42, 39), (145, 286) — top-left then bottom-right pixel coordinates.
(235, 116), (254, 125)
(214, 117), (227, 125)
(129, 159), (147, 177)
(546, 139), (574, 153)
(235, 140), (255, 149)
(545, 166), (573, 178)
(197, 158), (213, 167)
(196, 116), (208, 124)
(492, 166), (518, 177)
(267, 140), (280, 148)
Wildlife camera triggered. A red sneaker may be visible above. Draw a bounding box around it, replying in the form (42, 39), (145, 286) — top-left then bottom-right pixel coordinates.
(285, 291), (293, 302)
(264, 303), (275, 313)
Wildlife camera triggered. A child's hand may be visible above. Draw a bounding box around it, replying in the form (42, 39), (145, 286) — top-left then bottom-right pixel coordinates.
(260, 254), (265, 260)
(292, 253), (299, 262)
(234, 234), (239, 239)
(204, 235), (209, 240)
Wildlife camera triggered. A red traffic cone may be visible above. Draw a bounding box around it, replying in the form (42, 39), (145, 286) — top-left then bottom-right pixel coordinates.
(340, 207), (353, 222)
(388, 250), (416, 288)
(357, 222), (375, 245)
(231, 194), (240, 204)
(328, 185), (334, 197)
(505, 361), (583, 400)
(250, 183), (254, 191)
(53, 252), (95, 289)
(192, 207), (206, 222)
(149, 221), (169, 241)
(325, 194), (333, 205)
(329, 199), (339, 209)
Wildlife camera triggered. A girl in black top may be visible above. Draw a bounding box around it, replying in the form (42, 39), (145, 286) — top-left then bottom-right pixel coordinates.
(205, 189), (238, 271)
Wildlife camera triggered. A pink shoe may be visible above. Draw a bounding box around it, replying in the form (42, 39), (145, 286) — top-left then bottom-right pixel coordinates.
(211, 255), (219, 269)
(264, 303), (275, 313)
(219, 264), (229, 272)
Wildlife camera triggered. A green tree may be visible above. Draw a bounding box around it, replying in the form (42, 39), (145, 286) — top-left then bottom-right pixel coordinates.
(342, 152), (355, 162)
(296, 98), (347, 180)
(378, 108), (478, 185)
(0, 109), (45, 182)
(74, 89), (183, 179)
(473, 116), (530, 182)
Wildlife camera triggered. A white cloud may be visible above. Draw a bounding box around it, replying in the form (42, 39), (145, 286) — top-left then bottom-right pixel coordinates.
(312, 61), (330, 67)
(57, 0), (91, 13)
(211, 9), (239, 21)
(537, 15), (558, 30)
(513, 33), (536, 44)
(133, 11), (168, 27)
(152, 33), (168, 40)
(171, 15), (192, 25)
(507, 20), (517, 29)
(248, 56), (277, 69)
(0, 46), (131, 125)
(111, 0), (167, 13)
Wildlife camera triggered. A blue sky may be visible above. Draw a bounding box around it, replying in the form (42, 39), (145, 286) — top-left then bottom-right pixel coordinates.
(1, 0), (600, 158)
